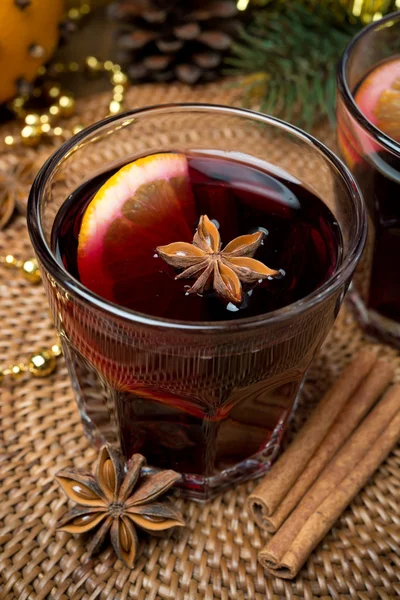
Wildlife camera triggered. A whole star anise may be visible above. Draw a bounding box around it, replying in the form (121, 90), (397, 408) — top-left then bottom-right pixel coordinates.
(56, 446), (184, 568)
(0, 153), (46, 225)
(157, 215), (280, 304)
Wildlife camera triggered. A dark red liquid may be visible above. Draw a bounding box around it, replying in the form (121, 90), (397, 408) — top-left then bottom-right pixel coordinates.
(354, 151), (400, 322)
(54, 153), (341, 321)
(338, 57), (400, 325)
(51, 153), (342, 488)
(354, 152), (400, 323)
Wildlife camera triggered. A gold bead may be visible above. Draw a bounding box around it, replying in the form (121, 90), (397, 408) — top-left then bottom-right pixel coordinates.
(47, 84), (61, 100)
(108, 100), (124, 115)
(5, 135), (15, 146)
(40, 114), (51, 124)
(53, 126), (64, 137)
(37, 65), (47, 76)
(11, 96), (25, 111)
(85, 55), (98, 68)
(53, 63), (65, 74)
(11, 364), (26, 379)
(68, 61), (80, 72)
(72, 123), (84, 135)
(104, 60), (114, 71)
(113, 92), (124, 103)
(3, 254), (17, 267)
(40, 123), (51, 135)
(49, 105), (61, 117)
(21, 259), (41, 283)
(29, 351), (56, 377)
(25, 113), (41, 126)
(10, 97), (26, 118)
(51, 343), (62, 357)
(85, 56), (102, 75)
(110, 71), (129, 89)
(80, 3), (91, 15)
(21, 125), (41, 146)
(58, 94), (75, 117)
(113, 84), (125, 96)
(68, 7), (81, 20)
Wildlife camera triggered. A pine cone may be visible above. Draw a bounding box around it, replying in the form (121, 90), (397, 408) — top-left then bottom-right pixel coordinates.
(109, 0), (242, 84)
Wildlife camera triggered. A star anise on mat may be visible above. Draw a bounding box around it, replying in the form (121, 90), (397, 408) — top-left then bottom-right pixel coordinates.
(157, 214), (280, 304)
(56, 446), (184, 568)
(0, 154), (44, 225)
(0, 187), (14, 230)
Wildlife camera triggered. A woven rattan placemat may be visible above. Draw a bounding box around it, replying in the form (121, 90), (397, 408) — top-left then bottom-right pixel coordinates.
(0, 83), (399, 600)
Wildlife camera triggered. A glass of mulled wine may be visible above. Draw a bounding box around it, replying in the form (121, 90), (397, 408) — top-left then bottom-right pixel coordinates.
(28, 104), (366, 499)
(337, 11), (400, 347)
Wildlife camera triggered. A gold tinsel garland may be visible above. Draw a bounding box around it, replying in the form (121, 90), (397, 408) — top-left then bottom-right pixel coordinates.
(340, 0), (399, 23)
(252, 0), (399, 23)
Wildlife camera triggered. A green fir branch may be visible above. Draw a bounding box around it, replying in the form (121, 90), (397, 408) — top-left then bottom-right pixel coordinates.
(227, 2), (362, 130)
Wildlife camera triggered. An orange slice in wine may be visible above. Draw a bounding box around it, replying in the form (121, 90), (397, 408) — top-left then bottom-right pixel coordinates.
(77, 153), (196, 303)
(374, 77), (400, 142)
(355, 58), (400, 142)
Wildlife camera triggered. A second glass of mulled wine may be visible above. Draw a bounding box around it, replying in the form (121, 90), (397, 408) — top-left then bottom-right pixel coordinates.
(28, 105), (366, 499)
(337, 11), (400, 347)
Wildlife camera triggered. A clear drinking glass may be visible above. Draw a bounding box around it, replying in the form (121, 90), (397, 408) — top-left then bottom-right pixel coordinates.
(337, 12), (400, 347)
(28, 104), (366, 499)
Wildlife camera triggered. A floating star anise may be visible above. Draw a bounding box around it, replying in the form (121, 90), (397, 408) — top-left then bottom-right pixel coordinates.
(157, 215), (280, 304)
(56, 446), (184, 568)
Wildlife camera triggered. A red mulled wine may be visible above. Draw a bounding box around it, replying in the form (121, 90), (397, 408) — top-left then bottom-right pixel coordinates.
(353, 151), (400, 322)
(54, 153), (341, 321)
(51, 152), (342, 484)
(337, 56), (400, 335)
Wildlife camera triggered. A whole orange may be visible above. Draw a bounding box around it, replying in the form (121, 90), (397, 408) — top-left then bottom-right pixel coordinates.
(0, 0), (64, 105)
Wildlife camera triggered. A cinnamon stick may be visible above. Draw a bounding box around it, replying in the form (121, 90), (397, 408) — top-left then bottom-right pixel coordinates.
(259, 384), (400, 579)
(248, 351), (377, 527)
(262, 359), (394, 532)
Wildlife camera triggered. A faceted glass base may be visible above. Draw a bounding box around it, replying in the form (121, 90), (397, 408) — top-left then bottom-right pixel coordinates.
(63, 339), (304, 501)
(79, 403), (288, 501)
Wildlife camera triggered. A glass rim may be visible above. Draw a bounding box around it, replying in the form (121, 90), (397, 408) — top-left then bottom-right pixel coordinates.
(337, 10), (400, 158)
(28, 103), (366, 333)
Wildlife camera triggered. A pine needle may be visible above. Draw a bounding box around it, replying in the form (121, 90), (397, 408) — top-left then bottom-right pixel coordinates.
(226, 2), (362, 130)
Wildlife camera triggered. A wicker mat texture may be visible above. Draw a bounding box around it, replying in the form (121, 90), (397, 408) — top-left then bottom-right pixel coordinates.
(0, 83), (399, 600)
